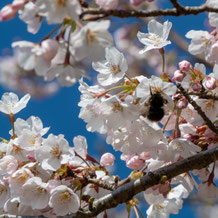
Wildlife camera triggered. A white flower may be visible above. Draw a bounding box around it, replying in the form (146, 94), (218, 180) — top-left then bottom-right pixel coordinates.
(0, 92), (30, 115)
(69, 135), (88, 166)
(95, 0), (119, 9)
(17, 129), (42, 151)
(0, 155), (18, 175)
(6, 138), (28, 162)
(49, 185), (80, 216)
(106, 118), (165, 156)
(198, 182), (218, 198)
(207, 0), (218, 29)
(19, 2), (42, 34)
(135, 75), (176, 103)
(20, 177), (49, 209)
(35, 134), (74, 171)
(70, 20), (113, 61)
(36, 0), (81, 24)
(4, 197), (41, 216)
(185, 30), (213, 56)
(166, 138), (201, 162)
(92, 47), (128, 86)
(137, 19), (172, 54)
(12, 116), (49, 137)
(12, 39), (59, 76)
(0, 181), (10, 208)
(9, 168), (34, 196)
(46, 64), (86, 87)
(79, 97), (109, 134)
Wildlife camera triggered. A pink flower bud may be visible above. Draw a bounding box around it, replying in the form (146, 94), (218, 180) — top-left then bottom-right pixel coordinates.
(183, 133), (195, 141)
(210, 29), (217, 36)
(173, 70), (186, 82)
(139, 152), (150, 160)
(126, 156), (144, 170)
(0, 5), (17, 21)
(176, 97), (188, 109)
(130, 0), (144, 6)
(95, 0), (119, 9)
(204, 76), (217, 90)
(178, 60), (193, 72)
(192, 83), (202, 92)
(26, 154), (36, 162)
(41, 39), (59, 61)
(100, 153), (115, 167)
(12, 0), (27, 10)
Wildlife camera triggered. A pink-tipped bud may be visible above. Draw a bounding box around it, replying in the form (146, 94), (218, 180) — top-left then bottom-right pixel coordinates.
(26, 154), (36, 162)
(139, 152), (150, 160)
(0, 5), (17, 21)
(126, 155), (144, 170)
(204, 76), (217, 90)
(178, 60), (193, 72)
(95, 0), (119, 9)
(130, 0), (145, 6)
(192, 83), (202, 92)
(210, 29), (217, 36)
(12, 0), (27, 10)
(41, 39), (59, 61)
(174, 70), (186, 82)
(100, 152), (115, 167)
(176, 97), (188, 109)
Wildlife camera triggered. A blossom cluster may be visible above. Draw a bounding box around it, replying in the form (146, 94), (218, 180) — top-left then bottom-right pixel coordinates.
(0, 0), (160, 97)
(78, 19), (218, 217)
(0, 92), (116, 217)
(0, 0), (218, 217)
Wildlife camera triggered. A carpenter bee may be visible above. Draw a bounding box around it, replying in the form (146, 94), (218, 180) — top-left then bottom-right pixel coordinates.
(142, 88), (168, 122)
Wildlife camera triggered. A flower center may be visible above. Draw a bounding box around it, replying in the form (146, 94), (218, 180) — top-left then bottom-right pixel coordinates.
(56, 0), (66, 6)
(36, 186), (46, 194)
(86, 29), (98, 43)
(61, 191), (71, 202)
(51, 146), (61, 158)
(112, 102), (123, 112)
(111, 65), (121, 75)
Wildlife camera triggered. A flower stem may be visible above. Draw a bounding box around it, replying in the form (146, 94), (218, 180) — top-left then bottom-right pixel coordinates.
(125, 73), (135, 83)
(75, 151), (90, 167)
(40, 24), (62, 43)
(135, 205), (145, 218)
(159, 48), (165, 73)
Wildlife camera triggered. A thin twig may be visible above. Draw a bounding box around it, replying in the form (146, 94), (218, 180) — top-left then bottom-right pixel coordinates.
(80, 5), (218, 20)
(176, 83), (218, 134)
(188, 92), (218, 101)
(87, 177), (115, 191)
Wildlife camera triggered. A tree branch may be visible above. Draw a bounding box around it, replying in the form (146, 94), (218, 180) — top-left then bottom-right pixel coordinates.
(80, 5), (218, 21)
(176, 83), (218, 135)
(63, 146), (218, 218)
(87, 177), (115, 191)
(170, 0), (185, 12)
(188, 92), (218, 101)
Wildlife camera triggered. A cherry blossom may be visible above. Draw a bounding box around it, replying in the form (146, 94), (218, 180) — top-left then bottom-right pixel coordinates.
(0, 92), (30, 115)
(35, 134), (75, 171)
(35, 0), (81, 24)
(95, 0), (119, 9)
(137, 19), (172, 54)
(70, 20), (113, 61)
(20, 177), (49, 209)
(92, 47), (128, 86)
(49, 185), (80, 216)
